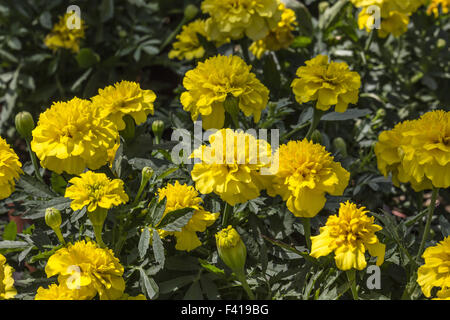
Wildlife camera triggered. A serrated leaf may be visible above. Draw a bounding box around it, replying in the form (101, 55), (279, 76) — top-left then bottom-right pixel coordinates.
(138, 227), (151, 259)
(157, 208), (194, 232)
(18, 245), (34, 263)
(16, 173), (56, 198)
(3, 221), (17, 241)
(149, 197), (166, 227)
(321, 109), (372, 121)
(156, 166), (179, 180)
(0, 240), (30, 249)
(152, 229), (165, 267)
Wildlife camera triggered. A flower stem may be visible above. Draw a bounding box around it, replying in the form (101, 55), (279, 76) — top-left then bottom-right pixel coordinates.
(236, 272), (256, 300)
(346, 269), (358, 300)
(222, 203), (233, 228)
(416, 187), (439, 261)
(301, 217), (311, 251)
(25, 139), (44, 183)
(305, 108), (324, 141)
(53, 228), (66, 245)
(160, 17), (187, 51)
(93, 224), (106, 248)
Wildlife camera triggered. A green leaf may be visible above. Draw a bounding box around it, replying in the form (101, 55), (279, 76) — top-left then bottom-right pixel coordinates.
(156, 166), (179, 180)
(16, 173), (56, 198)
(200, 276), (220, 300)
(157, 207), (194, 232)
(18, 245), (34, 263)
(3, 221), (17, 241)
(439, 215), (450, 237)
(152, 229), (165, 267)
(138, 227), (151, 259)
(75, 48), (100, 69)
(50, 172), (68, 195)
(318, 0), (349, 31)
(199, 259), (225, 276)
(149, 197), (166, 227)
(159, 275), (196, 294)
(0, 240), (31, 249)
(139, 268), (159, 299)
(183, 281), (203, 300)
(321, 109), (372, 121)
(100, 0), (115, 22)
(291, 36), (312, 48)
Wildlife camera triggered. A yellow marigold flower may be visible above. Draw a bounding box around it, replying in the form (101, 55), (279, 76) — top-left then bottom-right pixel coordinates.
(180, 55), (269, 130)
(249, 3), (297, 59)
(0, 136), (23, 200)
(45, 240), (125, 300)
(65, 171), (128, 212)
(0, 254), (16, 300)
(155, 181), (219, 252)
(375, 110), (450, 191)
(310, 201), (386, 271)
(201, 0), (282, 42)
(291, 55), (361, 113)
(266, 139), (350, 218)
(417, 236), (450, 298)
(351, 0), (426, 37)
(44, 12), (85, 53)
(107, 140), (120, 167)
(169, 19), (220, 61)
(190, 129), (272, 206)
(427, 0), (449, 17)
(91, 81), (156, 131)
(34, 283), (92, 300)
(31, 97), (118, 175)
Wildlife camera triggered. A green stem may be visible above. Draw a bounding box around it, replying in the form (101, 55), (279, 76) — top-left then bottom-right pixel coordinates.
(305, 109), (324, 140)
(222, 203), (233, 228)
(236, 272), (256, 300)
(239, 39), (251, 64)
(301, 218), (311, 251)
(416, 187), (439, 262)
(280, 122), (310, 142)
(53, 228), (66, 245)
(93, 224), (106, 248)
(346, 269), (358, 300)
(160, 17), (187, 51)
(25, 139), (44, 183)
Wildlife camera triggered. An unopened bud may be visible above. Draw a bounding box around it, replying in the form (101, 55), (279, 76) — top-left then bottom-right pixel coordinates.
(333, 137), (348, 157)
(152, 120), (164, 141)
(15, 111), (35, 140)
(184, 4), (199, 22)
(216, 226), (247, 274)
(45, 207), (62, 230)
(310, 130), (322, 145)
(142, 166), (154, 183)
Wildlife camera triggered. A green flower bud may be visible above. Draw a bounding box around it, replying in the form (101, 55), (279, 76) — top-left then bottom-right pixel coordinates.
(333, 137), (348, 157)
(437, 38), (446, 49)
(152, 120), (165, 143)
(184, 4), (199, 22)
(142, 166), (154, 183)
(45, 207), (62, 230)
(310, 130), (322, 145)
(15, 111), (35, 140)
(120, 115), (135, 140)
(216, 226), (247, 275)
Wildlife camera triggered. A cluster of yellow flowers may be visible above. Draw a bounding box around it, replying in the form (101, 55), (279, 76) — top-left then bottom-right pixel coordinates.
(427, 0), (449, 17)
(350, 0), (427, 37)
(0, 254), (17, 300)
(375, 110), (450, 191)
(0, 137), (23, 200)
(44, 12), (85, 53)
(31, 81), (156, 175)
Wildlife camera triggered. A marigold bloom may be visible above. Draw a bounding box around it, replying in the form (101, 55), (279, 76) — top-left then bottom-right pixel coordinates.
(190, 129), (272, 205)
(45, 240), (125, 300)
(0, 137), (23, 200)
(201, 0), (282, 42)
(291, 55), (361, 113)
(91, 81), (156, 131)
(249, 3), (297, 59)
(169, 19), (223, 61)
(310, 201), (386, 271)
(427, 0), (449, 17)
(375, 110), (450, 191)
(0, 254), (16, 300)
(65, 171), (128, 212)
(181, 55), (269, 129)
(267, 139), (350, 218)
(44, 12), (85, 53)
(31, 97), (118, 175)
(155, 181), (219, 252)
(417, 236), (450, 298)
(34, 283), (92, 300)
(351, 0), (426, 37)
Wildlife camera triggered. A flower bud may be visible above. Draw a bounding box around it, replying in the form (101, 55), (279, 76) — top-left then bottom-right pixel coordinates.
(142, 166), (154, 183)
(15, 111), (35, 140)
(45, 207), (62, 230)
(310, 130), (322, 145)
(332, 137), (348, 157)
(216, 226), (247, 274)
(152, 120), (164, 142)
(184, 4), (199, 22)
